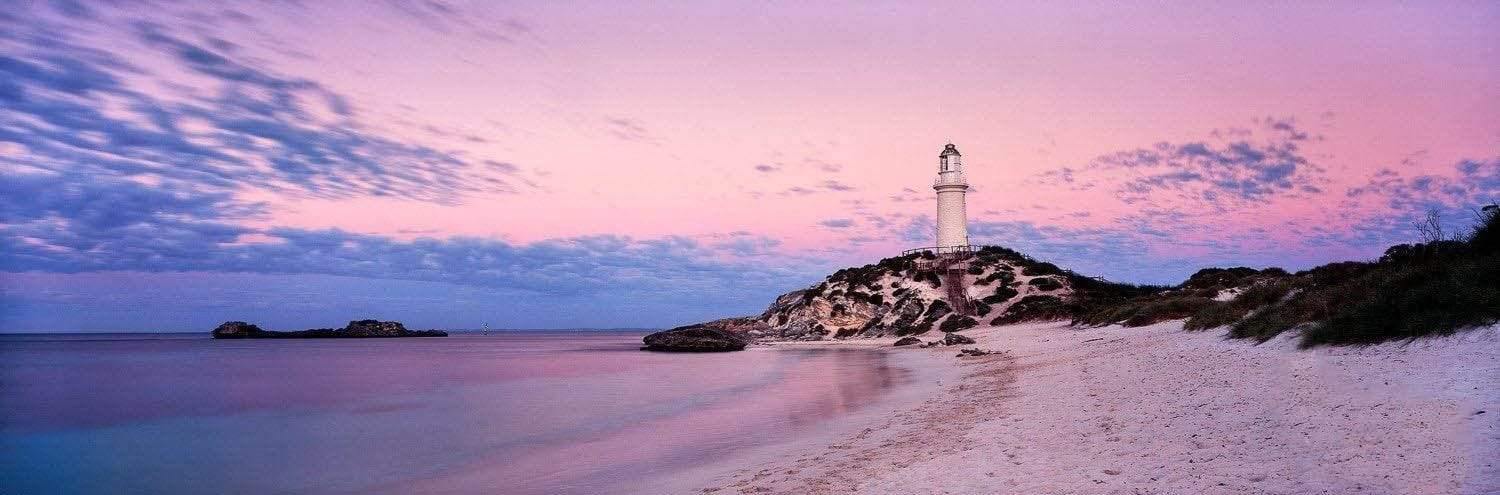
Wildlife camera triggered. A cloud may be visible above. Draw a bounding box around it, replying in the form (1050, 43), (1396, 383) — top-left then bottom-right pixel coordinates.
(1346, 158), (1498, 212)
(0, 165), (822, 299)
(0, 6), (833, 307)
(753, 163), (780, 173)
(1333, 158), (1500, 244)
(1035, 118), (1326, 210)
(898, 215), (934, 243)
(378, 0), (531, 42)
(602, 117), (653, 142)
(806, 158), (842, 172)
(0, 7), (526, 206)
(819, 218), (855, 229)
(710, 232), (783, 257)
(821, 179), (856, 192)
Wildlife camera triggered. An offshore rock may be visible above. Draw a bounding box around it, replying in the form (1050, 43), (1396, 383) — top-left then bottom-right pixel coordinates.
(212, 321), (267, 338)
(211, 320), (447, 339)
(642, 325), (749, 352)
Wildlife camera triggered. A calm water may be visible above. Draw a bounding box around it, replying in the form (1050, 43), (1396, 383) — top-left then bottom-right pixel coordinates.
(0, 332), (911, 494)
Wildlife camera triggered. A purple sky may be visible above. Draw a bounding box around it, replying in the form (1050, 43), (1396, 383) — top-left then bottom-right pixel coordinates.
(1, 1), (1496, 331)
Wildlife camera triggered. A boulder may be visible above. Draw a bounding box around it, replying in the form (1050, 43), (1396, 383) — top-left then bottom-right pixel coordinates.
(642, 325), (748, 352)
(957, 348), (992, 357)
(694, 317), (772, 339)
(943, 332), (977, 346)
(893, 336), (922, 347)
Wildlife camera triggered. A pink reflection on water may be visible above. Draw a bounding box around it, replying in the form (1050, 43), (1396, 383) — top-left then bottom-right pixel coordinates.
(390, 348), (910, 494)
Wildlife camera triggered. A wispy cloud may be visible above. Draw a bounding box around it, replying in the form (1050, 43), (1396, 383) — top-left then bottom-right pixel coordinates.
(602, 117), (654, 143)
(0, 10), (528, 205)
(1035, 118), (1327, 211)
(822, 179), (856, 192)
(819, 218), (855, 229)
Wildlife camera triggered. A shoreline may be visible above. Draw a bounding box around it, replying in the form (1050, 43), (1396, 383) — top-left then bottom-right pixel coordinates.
(645, 336), (996, 494)
(666, 321), (1500, 494)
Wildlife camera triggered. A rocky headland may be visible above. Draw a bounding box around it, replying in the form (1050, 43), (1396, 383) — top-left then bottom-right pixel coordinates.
(682, 207), (1498, 348)
(211, 320), (448, 339)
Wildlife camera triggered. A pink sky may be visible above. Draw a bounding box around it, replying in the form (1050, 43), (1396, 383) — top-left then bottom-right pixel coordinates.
(0, 1), (1496, 330)
(247, 2), (1496, 251)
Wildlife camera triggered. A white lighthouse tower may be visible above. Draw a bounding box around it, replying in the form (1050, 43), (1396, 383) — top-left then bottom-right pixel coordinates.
(934, 143), (970, 251)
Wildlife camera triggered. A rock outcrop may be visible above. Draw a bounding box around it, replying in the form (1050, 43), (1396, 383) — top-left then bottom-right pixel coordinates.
(750, 246), (1082, 341)
(943, 332), (977, 346)
(893, 336), (923, 347)
(642, 325), (749, 352)
(211, 320), (447, 339)
(212, 321), (268, 338)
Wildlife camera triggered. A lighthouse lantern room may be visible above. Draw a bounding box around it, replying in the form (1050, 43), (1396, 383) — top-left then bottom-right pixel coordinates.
(933, 143), (970, 252)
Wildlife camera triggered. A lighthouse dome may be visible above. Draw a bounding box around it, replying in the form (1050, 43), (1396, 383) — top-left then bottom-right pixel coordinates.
(939, 143), (961, 157)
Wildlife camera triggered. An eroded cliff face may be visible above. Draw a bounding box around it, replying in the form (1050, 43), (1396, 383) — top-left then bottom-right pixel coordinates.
(754, 247), (1077, 340)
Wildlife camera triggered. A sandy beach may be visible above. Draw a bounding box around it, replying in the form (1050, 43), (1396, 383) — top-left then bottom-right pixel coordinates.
(677, 322), (1500, 494)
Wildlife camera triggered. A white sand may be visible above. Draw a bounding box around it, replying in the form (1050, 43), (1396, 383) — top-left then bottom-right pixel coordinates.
(679, 321), (1500, 494)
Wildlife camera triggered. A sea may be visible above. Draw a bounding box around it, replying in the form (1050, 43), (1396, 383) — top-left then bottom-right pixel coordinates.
(0, 331), (915, 494)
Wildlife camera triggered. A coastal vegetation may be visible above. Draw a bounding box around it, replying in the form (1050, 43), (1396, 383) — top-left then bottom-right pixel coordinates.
(1075, 209), (1500, 346)
(726, 207), (1498, 348)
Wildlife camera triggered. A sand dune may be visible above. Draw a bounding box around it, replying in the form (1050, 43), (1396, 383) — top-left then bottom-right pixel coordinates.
(688, 321), (1500, 494)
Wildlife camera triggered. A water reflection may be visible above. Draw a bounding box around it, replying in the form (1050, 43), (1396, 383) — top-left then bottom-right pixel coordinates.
(0, 333), (912, 494)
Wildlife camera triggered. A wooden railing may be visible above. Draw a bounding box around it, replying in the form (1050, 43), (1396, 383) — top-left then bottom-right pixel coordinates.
(901, 245), (989, 257)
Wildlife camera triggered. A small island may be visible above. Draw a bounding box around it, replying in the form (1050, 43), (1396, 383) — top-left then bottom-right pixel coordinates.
(211, 320), (448, 339)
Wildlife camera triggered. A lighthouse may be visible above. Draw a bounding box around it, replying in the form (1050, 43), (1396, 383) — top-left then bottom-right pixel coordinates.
(934, 143), (970, 251)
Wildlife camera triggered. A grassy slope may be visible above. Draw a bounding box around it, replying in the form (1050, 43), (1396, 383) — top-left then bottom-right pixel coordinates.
(1073, 212), (1500, 347)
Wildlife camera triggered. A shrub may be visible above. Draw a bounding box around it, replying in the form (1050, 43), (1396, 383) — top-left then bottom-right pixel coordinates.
(972, 301), (992, 317)
(1299, 255), (1500, 346)
(801, 284), (826, 303)
(940, 315), (979, 332)
(1021, 262), (1063, 276)
(991, 295), (1069, 325)
(967, 265), (986, 275)
(978, 269), (1015, 287)
(1180, 267), (1263, 291)
(981, 286), (1019, 305)
(1183, 280), (1297, 331)
(1121, 297), (1217, 327)
(1223, 214), (1500, 346)
(1028, 277), (1063, 291)
(925, 299), (952, 319)
(1074, 295), (1215, 327)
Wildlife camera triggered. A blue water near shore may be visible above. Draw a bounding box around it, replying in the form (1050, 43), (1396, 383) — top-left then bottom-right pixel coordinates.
(0, 332), (910, 494)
